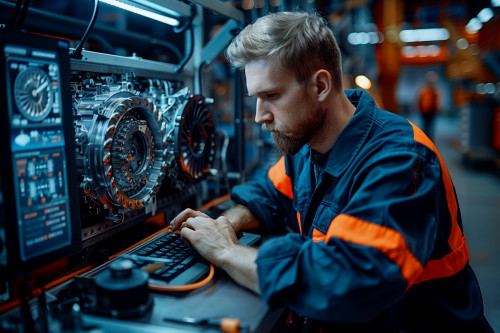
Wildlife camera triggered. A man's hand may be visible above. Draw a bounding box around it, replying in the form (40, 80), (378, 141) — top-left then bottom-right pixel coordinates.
(168, 208), (260, 294)
(180, 215), (239, 267)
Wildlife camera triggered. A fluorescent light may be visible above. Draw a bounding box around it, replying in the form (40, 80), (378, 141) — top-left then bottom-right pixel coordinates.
(466, 18), (482, 33)
(401, 46), (417, 58)
(401, 45), (440, 58)
(485, 83), (496, 94)
(476, 84), (485, 94)
(418, 45), (440, 57)
(133, 0), (182, 18)
(99, 0), (180, 26)
(347, 32), (383, 45)
(399, 28), (449, 43)
(491, 0), (500, 7)
(478, 8), (494, 23)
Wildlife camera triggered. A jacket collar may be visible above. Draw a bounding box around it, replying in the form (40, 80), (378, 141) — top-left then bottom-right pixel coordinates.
(301, 89), (377, 177)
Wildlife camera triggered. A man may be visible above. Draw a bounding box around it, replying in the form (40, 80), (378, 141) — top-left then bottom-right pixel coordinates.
(170, 11), (493, 332)
(417, 71), (440, 140)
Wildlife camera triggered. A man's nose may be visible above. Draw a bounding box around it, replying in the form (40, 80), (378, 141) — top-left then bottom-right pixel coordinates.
(254, 99), (273, 124)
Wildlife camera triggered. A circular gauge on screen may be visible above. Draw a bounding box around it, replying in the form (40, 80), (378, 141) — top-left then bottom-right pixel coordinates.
(13, 67), (53, 122)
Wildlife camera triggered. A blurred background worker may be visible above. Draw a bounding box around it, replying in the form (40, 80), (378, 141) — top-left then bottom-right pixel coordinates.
(417, 71), (440, 140)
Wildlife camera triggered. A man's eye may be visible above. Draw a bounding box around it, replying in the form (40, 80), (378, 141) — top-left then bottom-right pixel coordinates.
(266, 93), (278, 99)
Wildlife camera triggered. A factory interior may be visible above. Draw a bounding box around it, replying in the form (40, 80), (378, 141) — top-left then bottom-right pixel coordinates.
(0, 0), (499, 332)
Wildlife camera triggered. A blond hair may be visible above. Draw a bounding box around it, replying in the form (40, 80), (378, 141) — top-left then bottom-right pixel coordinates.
(226, 11), (342, 90)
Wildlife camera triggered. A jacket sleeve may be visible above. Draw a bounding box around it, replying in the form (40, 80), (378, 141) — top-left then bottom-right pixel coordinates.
(231, 156), (298, 234)
(256, 150), (442, 324)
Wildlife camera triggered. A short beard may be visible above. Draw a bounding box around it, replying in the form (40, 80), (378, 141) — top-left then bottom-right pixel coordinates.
(270, 131), (310, 155)
(267, 105), (328, 155)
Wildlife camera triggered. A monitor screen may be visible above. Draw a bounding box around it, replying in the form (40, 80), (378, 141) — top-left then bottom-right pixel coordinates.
(0, 30), (81, 274)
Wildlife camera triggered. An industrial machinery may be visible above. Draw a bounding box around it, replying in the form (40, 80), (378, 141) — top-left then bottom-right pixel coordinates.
(0, 0), (248, 318)
(70, 69), (217, 246)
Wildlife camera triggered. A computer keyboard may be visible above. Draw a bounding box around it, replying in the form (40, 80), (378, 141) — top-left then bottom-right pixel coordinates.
(121, 231), (209, 285)
(77, 228), (261, 288)
(114, 230), (261, 286)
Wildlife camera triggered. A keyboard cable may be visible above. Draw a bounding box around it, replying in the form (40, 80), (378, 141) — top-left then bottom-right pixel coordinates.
(147, 263), (215, 292)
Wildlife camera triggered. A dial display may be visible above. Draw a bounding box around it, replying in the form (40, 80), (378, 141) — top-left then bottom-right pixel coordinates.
(14, 67), (53, 122)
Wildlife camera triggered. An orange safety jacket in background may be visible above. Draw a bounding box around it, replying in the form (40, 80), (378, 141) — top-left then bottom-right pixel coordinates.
(231, 90), (493, 332)
(418, 85), (439, 115)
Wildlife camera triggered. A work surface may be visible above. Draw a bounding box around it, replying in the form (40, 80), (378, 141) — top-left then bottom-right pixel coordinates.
(77, 273), (286, 333)
(0, 263), (286, 333)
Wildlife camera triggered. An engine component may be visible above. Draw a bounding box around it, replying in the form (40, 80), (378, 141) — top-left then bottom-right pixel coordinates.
(174, 94), (216, 182)
(161, 88), (216, 188)
(71, 74), (217, 228)
(72, 75), (168, 216)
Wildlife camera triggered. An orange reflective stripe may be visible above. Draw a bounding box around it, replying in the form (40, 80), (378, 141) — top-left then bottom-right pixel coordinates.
(325, 214), (424, 288)
(312, 228), (326, 242)
(414, 236), (469, 283)
(409, 121), (469, 283)
(268, 156), (293, 200)
(296, 212), (302, 235)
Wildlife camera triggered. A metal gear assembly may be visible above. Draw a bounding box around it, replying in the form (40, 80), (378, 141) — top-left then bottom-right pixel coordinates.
(73, 80), (168, 215)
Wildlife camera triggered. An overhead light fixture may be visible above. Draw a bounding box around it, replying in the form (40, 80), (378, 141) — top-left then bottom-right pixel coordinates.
(99, 0), (180, 26)
(399, 28), (450, 43)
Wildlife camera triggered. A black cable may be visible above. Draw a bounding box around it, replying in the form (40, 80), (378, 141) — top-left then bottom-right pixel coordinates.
(175, 5), (196, 72)
(176, 24), (194, 72)
(7, 0), (23, 28)
(14, 0), (31, 29)
(71, 0), (99, 59)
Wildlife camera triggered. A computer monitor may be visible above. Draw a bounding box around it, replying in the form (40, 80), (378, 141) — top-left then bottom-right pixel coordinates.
(0, 29), (81, 275)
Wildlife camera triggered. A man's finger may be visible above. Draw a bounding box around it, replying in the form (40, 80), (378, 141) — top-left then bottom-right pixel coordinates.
(180, 227), (195, 245)
(169, 209), (209, 230)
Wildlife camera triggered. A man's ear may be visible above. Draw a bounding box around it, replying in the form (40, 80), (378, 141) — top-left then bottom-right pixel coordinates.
(312, 69), (332, 103)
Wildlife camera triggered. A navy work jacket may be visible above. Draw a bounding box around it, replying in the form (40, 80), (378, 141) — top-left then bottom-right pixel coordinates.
(231, 90), (493, 332)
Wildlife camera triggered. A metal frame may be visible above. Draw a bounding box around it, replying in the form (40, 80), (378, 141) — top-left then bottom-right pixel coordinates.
(190, 0), (244, 23)
(199, 19), (240, 66)
(71, 50), (191, 78)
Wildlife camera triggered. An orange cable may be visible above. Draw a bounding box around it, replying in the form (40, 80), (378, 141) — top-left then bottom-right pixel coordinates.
(41, 264), (95, 291)
(0, 300), (21, 314)
(147, 263), (215, 292)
